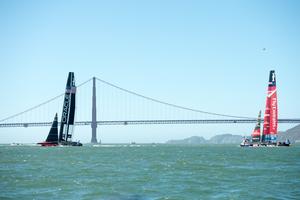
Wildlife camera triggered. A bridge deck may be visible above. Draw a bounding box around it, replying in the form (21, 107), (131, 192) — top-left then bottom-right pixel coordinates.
(0, 119), (299, 128)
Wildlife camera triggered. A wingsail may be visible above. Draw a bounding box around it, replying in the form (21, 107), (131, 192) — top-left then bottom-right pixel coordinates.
(59, 72), (77, 143)
(262, 70), (278, 143)
(251, 110), (261, 143)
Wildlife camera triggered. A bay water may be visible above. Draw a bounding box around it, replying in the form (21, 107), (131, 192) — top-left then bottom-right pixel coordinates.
(1, 144), (299, 199)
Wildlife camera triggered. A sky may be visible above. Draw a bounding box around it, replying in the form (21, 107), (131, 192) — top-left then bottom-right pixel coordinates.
(0, 0), (299, 143)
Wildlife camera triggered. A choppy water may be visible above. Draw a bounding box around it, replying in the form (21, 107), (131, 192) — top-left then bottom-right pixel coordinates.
(1, 144), (299, 200)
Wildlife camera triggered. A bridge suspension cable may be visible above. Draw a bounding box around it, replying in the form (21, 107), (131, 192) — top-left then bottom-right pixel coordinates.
(0, 78), (93, 123)
(95, 77), (255, 120)
(0, 75), (257, 124)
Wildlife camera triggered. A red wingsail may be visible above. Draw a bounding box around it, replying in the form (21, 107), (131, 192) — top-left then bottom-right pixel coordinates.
(262, 70), (278, 143)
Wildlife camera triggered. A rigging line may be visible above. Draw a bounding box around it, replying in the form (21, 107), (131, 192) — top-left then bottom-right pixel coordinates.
(77, 77), (93, 88)
(95, 77), (255, 119)
(0, 78), (93, 123)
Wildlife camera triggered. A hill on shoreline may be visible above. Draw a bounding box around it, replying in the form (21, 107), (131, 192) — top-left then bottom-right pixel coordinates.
(278, 124), (300, 143)
(166, 134), (243, 144)
(166, 124), (300, 144)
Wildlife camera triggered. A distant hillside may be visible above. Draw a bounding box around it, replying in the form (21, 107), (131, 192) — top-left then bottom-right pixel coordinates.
(166, 134), (243, 144)
(208, 134), (243, 144)
(165, 124), (300, 145)
(166, 136), (206, 144)
(278, 124), (300, 143)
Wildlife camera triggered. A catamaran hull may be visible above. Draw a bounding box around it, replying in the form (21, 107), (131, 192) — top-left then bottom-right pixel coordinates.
(240, 144), (251, 147)
(37, 142), (58, 147)
(59, 141), (83, 146)
(240, 143), (290, 147)
(277, 143), (290, 147)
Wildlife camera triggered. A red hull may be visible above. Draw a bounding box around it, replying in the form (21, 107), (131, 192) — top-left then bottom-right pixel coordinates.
(37, 142), (58, 147)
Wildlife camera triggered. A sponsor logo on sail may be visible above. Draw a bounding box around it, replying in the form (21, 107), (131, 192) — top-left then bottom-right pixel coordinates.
(62, 95), (70, 123)
(270, 96), (277, 133)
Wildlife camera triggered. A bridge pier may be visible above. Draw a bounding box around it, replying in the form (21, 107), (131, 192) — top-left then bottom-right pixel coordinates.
(91, 77), (98, 143)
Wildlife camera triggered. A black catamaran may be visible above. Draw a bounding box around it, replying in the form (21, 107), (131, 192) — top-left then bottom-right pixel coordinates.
(38, 72), (82, 146)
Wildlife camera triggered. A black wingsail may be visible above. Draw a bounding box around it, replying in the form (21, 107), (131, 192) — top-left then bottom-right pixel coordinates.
(59, 72), (76, 143)
(46, 113), (58, 142)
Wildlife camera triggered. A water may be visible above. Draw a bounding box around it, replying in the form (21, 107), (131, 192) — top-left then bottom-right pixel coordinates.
(1, 144), (299, 200)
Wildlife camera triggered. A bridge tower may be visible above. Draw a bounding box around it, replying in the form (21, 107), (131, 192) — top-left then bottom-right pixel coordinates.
(91, 77), (98, 143)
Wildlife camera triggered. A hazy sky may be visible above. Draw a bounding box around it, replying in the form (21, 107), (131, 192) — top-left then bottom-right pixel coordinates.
(0, 0), (299, 143)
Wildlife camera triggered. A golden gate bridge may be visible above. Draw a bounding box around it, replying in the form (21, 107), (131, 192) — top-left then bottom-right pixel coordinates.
(0, 76), (299, 143)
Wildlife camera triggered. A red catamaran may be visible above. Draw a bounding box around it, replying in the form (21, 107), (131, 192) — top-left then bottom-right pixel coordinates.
(241, 70), (290, 147)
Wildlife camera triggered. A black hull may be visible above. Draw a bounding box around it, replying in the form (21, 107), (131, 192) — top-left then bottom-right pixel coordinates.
(60, 141), (83, 146)
(240, 144), (252, 147)
(240, 143), (290, 147)
(277, 143), (290, 147)
(260, 142), (290, 147)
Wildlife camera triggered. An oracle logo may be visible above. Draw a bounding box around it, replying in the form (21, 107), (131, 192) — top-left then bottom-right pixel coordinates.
(61, 95), (70, 123)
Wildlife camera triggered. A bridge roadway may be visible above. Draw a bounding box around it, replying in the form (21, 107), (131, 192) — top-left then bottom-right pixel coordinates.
(0, 119), (299, 128)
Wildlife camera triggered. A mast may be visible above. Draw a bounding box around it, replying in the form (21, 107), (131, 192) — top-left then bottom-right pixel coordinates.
(262, 70), (278, 143)
(251, 110), (261, 143)
(59, 72), (76, 143)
